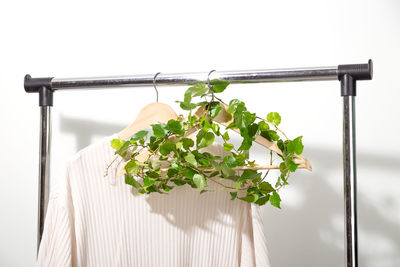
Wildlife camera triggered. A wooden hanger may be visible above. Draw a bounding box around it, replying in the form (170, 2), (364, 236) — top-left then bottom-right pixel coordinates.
(117, 102), (178, 141)
(116, 101), (311, 177)
(115, 101), (179, 176)
(115, 73), (182, 175)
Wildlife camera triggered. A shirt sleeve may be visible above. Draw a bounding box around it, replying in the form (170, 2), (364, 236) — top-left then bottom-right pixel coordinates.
(37, 162), (75, 267)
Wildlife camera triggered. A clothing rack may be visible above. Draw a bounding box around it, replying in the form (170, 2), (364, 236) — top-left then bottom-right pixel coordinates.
(24, 60), (373, 267)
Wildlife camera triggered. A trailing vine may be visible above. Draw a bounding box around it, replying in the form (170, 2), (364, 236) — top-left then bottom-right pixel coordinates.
(105, 79), (305, 208)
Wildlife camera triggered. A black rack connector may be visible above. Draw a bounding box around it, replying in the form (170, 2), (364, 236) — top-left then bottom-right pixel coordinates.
(338, 59), (373, 96)
(24, 74), (54, 106)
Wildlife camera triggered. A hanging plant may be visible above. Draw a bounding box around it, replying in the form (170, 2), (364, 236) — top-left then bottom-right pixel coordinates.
(105, 79), (307, 208)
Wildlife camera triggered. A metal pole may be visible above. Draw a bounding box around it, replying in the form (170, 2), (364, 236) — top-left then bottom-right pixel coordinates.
(343, 94), (358, 267)
(32, 83), (54, 255)
(37, 105), (51, 253)
(49, 66), (339, 90)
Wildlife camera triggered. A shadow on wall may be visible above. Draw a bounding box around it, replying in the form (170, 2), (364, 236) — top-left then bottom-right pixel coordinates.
(257, 147), (400, 267)
(60, 116), (400, 267)
(59, 114), (123, 150)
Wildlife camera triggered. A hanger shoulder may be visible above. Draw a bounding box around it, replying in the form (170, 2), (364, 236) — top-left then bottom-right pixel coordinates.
(118, 102), (178, 140)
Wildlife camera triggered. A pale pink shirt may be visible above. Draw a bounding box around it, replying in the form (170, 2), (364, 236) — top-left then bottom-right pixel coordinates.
(37, 132), (271, 267)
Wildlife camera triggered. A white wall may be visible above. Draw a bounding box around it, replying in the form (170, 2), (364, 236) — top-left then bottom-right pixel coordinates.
(1, 0), (399, 266)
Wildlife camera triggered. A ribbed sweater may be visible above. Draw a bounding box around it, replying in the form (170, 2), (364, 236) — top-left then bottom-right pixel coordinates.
(37, 132), (271, 267)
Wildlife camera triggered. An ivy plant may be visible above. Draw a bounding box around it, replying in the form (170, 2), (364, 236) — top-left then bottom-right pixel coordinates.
(105, 79), (305, 208)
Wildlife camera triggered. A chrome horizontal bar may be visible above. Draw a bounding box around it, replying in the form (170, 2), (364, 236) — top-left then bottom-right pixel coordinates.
(51, 66), (339, 90)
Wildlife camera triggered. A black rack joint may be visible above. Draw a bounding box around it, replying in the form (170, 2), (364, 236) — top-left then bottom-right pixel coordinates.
(24, 74), (54, 106)
(338, 59), (373, 96)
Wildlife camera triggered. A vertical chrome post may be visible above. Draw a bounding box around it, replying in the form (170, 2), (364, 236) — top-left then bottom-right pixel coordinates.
(338, 60), (372, 267)
(343, 94), (358, 267)
(38, 105), (52, 253)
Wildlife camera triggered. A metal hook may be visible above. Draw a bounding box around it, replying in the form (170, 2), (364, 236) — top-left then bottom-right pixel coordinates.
(153, 72), (161, 102)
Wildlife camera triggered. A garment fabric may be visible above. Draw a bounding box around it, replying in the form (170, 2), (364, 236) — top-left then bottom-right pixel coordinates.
(37, 132), (271, 267)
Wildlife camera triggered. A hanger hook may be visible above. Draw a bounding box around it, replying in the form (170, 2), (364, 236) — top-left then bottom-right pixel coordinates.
(207, 69), (216, 92)
(153, 72), (161, 102)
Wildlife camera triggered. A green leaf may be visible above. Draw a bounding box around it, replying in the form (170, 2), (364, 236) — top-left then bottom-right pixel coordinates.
(219, 162), (235, 177)
(238, 137), (252, 150)
(255, 195), (270, 206)
(166, 119), (185, 135)
(197, 131), (215, 149)
(235, 169), (258, 189)
(287, 136), (304, 155)
(147, 171), (160, 178)
(190, 83), (208, 97)
(179, 101), (197, 110)
(239, 169), (260, 182)
(234, 109), (256, 131)
(199, 117), (212, 131)
(287, 159), (300, 172)
(148, 136), (163, 151)
(211, 123), (220, 136)
(125, 174), (142, 189)
(184, 152), (198, 167)
(175, 141), (183, 150)
(223, 143), (234, 151)
(209, 171), (220, 177)
(131, 130), (148, 141)
(247, 123), (259, 138)
(222, 131), (230, 141)
(183, 167), (197, 179)
(238, 193), (259, 203)
(280, 162), (288, 175)
(182, 138), (194, 150)
(193, 173), (206, 190)
(114, 140), (131, 155)
(233, 106), (246, 129)
(209, 102), (222, 118)
(143, 176), (156, 187)
(184, 87), (192, 103)
(266, 112), (281, 126)
(247, 186), (261, 195)
(270, 191), (281, 208)
(234, 153), (246, 166)
(167, 167), (179, 178)
(111, 139), (124, 150)
(172, 179), (186, 186)
(151, 123), (168, 138)
(198, 158), (210, 166)
(160, 142), (176, 156)
(258, 121), (270, 131)
(209, 79), (230, 93)
(277, 139), (285, 152)
(161, 184), (173, 192)
(125, 160), (139, 175)
(145, 184), (164, 194)
(230, 191), (238, 200)
(260, 130), (280, 141)
(223, 155), (237, 168)
(227, 99), (244, 114)
(259, 181), (275, 194)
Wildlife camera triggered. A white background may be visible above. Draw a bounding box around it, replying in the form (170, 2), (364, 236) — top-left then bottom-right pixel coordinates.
(1, 0), (399, 266)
